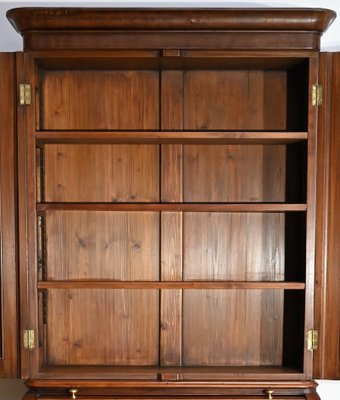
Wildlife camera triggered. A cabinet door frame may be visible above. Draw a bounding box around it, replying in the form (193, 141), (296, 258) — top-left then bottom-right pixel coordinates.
(314, 51), (340, 379)
(19, 50), (322, 381)
(0, 52), (18, 378)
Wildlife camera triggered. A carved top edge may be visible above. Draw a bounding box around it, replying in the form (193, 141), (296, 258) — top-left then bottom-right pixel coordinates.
(7, 7), (336, 35)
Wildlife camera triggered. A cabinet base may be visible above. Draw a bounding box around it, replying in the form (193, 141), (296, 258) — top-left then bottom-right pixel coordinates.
(23, 379), (320, 400)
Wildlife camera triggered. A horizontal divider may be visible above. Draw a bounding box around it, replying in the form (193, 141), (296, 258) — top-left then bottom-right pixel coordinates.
(35, 130), (308, 144)
(37, 281), (305, 290)
(36, 203), (307, 212)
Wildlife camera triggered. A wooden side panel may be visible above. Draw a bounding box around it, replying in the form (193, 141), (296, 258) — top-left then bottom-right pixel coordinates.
(0, 53), (18, 378)
(40, 70), (159, 130)
(183, 145), (286, 202)
(45, 211), (159, 281)
(44, 144), (160, 202)
(314, 52), (340, 379)
(182, 289), (283, 366)
(183, 71), (286, 130)
(45, 289), (159, 366)
(183, 213), (285, 281)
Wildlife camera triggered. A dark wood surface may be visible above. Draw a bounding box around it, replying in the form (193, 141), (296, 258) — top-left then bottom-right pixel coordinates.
(3, 6), (338, 400)
(5, 8), (336, 51)
(0, 53), (18, 378)
(314, 52), (340, 379)
(6, 8), (336, 32)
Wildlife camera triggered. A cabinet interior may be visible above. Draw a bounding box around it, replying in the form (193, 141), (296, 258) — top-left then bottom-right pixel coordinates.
(28, 52), (311, 378)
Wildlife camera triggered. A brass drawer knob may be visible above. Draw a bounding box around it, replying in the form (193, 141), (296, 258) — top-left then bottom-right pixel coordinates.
(69, 389), (78, 399)
(266, 389), (274, 400)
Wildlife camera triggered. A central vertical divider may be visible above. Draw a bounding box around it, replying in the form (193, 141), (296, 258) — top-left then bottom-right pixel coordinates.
(160, 68), (184, 369)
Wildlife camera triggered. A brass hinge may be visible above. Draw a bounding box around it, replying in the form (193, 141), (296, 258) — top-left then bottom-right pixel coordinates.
(312, 84), (323, 106)
(19, 83), (31, 105)
(307, 329), (318, 351)
(23, 329), (35, 350)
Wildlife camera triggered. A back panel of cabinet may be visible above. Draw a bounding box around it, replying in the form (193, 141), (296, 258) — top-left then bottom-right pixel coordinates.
(39, 70), (160, 130)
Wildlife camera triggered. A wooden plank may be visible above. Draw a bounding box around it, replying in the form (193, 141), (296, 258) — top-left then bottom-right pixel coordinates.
(183, 213), (285, 281)
(160, 289), (183, 366)
(263, 71), (287, 130)
(314, 52), (340, 379)
(37, 203), (308, 212)
(182, 290), (283, 366)
(25, 376), (315, 388)
(183, 145), (286, 202)
(161, 70), (183, 130)
(183, 71), (286, 130)
(161, 213), (183, 281)
(45, 210), (159, 281)
(0, 53), (18, 378)
(40, 70), (159, 130)
(46, 289), (159, 366)
(37, 282), (305, 290)
(36, 130), (308, 144)
(161, 146), (183, 202)
(44, 144), (160, 202)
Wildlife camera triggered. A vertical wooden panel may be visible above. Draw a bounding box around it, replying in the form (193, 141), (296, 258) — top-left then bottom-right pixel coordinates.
(314, 52), (340, 379)
(44, 144), (160, 202)
(0, 53), (17, 378)
(161, 70), (184, 202)
(183, 71), (286, 130)
(263, 71), (287, 130)
(160, 70), (184, 366)
(183, 145), (286, 202)
(183, 213), (285, 281)
(182, 290), (283, 366)
(160, 212), (183, 365)
(161, 145), (183, 202)
(46, 289), (159, 365)
(46, 211), (159, 280)
(161, 213), (183, 282)
(161, 70), (183, 130)
(40, 70), (159, 130)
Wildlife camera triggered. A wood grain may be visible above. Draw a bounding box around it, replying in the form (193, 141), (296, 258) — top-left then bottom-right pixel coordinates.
(183, 145), (285, 202)
(314, 52), (340, 379)
(38, 282), (305, 290)
(183, 213), (285, 281)
(44, 144), (159, 202)
(40, 70), (159, 130)
(37, 203), (307, 212)
(45, 210), (159, 281)
(0, 53), (18, 378)
(36, 131), (308, 144)
(183, 71), (286, 130)
(46, 289), (159, 366)
(182, 289), (283, 366)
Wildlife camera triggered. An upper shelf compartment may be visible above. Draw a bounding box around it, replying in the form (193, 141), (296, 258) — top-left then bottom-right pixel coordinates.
(36, 55), (310, 132)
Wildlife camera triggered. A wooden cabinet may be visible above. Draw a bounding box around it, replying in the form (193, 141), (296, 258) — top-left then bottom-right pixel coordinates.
(1, 6), (340, 399)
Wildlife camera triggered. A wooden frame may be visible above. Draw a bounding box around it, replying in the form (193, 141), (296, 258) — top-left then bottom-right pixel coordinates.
(1, 6), (339, 400)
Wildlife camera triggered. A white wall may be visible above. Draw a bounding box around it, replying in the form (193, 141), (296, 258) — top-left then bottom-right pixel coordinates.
(0, 0), (339, 399)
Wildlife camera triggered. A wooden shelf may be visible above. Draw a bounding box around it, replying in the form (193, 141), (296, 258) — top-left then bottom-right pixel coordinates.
(36, 203), (307, 212)
(37, 281), (305, 290)
(27, 366), (307, 381)
(35, 130), (308, 144)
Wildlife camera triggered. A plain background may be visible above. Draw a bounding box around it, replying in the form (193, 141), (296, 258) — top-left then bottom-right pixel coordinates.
(0, 0), (339, 399)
